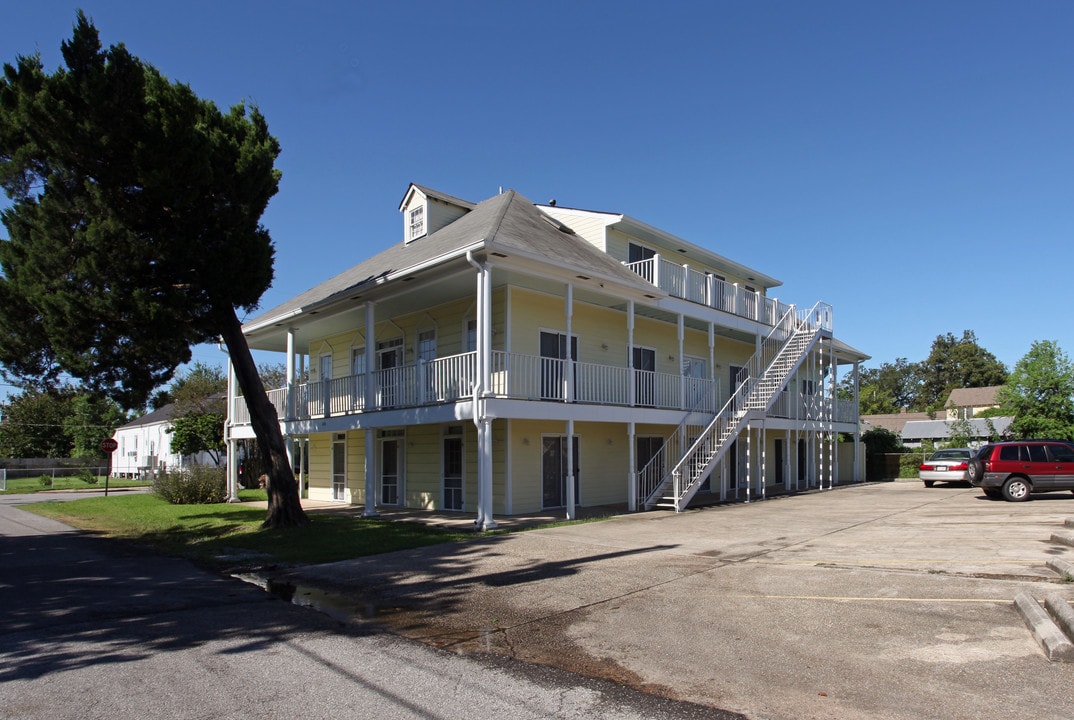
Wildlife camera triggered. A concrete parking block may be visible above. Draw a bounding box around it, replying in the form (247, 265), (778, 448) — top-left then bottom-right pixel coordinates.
(1014, 591), (1074, 662)
(1046, 557), (1074, 581)
(1050, 531), (1074, 548)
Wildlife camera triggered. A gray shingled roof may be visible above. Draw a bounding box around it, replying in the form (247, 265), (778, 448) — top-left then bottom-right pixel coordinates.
(118, 403), (178, 429)
(900, 417), (1013, 440)
(246, 189), (654, 330)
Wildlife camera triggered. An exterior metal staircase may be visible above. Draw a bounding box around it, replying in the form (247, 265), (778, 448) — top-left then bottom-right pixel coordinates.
(640, 302), (832, 512)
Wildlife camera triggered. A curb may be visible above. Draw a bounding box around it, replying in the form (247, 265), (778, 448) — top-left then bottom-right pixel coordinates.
(1046, 558), (1074, 582)
(1044, 593), (1074, 638)
(1014, 591), (1074, 662)
(1051, 532), (1074, 549)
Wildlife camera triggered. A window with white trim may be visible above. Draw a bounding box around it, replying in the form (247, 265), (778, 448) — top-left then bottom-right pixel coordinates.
(408, 205), (425, 241)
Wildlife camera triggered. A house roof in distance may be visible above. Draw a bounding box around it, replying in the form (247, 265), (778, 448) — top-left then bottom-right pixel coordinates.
(946, 385), (1004, 408)
(901, 417), (1013, 441)
(117, 403), (178, 430)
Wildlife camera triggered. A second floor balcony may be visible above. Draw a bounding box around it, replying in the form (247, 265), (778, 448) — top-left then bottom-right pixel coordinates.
(230, 349), (856, 428)
(625, 255), (817, 329)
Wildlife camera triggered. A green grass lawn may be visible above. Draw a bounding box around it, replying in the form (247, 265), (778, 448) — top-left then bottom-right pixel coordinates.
(1, 475), (149, 494)
(22, 490), (477, 568)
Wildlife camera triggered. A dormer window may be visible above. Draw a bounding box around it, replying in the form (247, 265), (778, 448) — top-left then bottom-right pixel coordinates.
(408, 205), (425, 241)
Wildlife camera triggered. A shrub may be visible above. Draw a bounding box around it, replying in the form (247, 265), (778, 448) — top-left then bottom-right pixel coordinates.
(38, 474), (53, 488)
(153, 466), (227, 505)
(78, 467), (99, 485)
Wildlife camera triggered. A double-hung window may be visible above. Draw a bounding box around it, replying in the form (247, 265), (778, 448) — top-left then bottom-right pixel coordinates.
(408, 206), (425, 241)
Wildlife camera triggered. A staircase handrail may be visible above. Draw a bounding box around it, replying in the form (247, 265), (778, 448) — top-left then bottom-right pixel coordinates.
(660, 301), (832, 508)
(635, 387), (717, 507)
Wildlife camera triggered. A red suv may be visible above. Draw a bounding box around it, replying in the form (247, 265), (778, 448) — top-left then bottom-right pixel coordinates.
(966, 441), (1074, 501)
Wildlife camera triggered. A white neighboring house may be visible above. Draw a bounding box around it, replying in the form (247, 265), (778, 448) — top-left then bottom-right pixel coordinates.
(110, 403), (223, 478)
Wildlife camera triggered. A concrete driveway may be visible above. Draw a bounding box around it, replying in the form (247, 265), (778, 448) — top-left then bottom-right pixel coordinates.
(276, 482), (1074, 720)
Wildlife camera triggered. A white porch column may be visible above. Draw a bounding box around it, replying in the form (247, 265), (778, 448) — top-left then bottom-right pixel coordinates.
(628, 421), (637, 512)
(565, 283), (574, 403)
(760, 421), (767, 500)
(745, 424), (752, 503)
(708, 322), (716, 409)
(627, 300), (636, 407)
(853, 360), (862, 482)
(677, 314), (685, 410)
(285, 328), (296, 420)
(227, 438), (240, 503)
(470, 256), (496, 531)
(363, 428), (378, 517)
(565, 419), (576, 520)
(225, 356), (240, 502)
(364, 302), (376, 411)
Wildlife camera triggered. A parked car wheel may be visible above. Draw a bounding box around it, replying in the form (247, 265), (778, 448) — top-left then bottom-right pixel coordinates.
(1002, 476), (1031, 502)
(923, 480), (935, 488)
(966, 458), (984, 483)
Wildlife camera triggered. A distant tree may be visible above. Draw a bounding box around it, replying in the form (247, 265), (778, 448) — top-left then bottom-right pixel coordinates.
(170, 362), (227, 416)
(257, 362), (288, 391)
(862, 426), (903, 454)
(148, 390), (173, 411)
(0, 386), (124, 458)
(944, 416), (976, 449)
(998, 340), (1074, 440)
(0, 15), (306, 526)
(0, 388), (75, 458)
(166, 362), (227, 465)
(168, 412), (225, 465)
(64, 393), (127, 458)
(916, 331), (1008, 411)
(856, 358), (920, 414)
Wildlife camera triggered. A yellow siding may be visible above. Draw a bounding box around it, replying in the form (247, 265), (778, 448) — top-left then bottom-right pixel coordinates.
(507, 419), (632, 513)
(306, 432), (333, 502)
(347, 430), (366, 504)
(576, 422), (630, 506)
(305, 292), (508, 382)
(405, 425), (439, 509)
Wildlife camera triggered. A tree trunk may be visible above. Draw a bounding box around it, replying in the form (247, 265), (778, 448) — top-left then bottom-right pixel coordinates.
(217, 309), (309, 529)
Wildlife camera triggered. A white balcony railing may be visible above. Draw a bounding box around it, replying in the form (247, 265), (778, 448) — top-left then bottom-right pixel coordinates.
(228, 347), (855, 427)
(624, 255), (817, 329)
(230, 350), (728, 423)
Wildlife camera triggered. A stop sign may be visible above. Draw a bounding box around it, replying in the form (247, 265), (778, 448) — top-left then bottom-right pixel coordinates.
(100, 438), (119, 453)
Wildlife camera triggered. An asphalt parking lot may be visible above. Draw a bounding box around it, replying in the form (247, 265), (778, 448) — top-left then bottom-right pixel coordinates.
(275, 481), (1074, 720)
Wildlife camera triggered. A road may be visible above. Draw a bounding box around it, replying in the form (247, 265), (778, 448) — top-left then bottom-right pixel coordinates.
(0, 498), (737, 720)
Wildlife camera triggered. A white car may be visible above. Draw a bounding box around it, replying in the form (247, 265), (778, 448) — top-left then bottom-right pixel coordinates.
(919, 448), (972, 487)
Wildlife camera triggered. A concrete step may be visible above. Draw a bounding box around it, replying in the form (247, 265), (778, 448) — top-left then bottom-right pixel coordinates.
(1014, 591), (1074, 662)
(1065, 517), (1074, 529)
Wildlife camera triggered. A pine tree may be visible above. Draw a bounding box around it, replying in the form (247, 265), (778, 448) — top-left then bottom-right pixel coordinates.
(0, 13), (307, 527)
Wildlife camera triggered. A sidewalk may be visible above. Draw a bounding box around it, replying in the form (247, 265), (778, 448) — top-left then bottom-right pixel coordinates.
(272, 482), (1074, 720)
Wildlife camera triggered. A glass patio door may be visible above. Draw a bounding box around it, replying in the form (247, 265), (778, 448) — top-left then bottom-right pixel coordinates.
(633, 347), (656, 407)
(542, 436), (579, 509)
(540, 331), (576, 401)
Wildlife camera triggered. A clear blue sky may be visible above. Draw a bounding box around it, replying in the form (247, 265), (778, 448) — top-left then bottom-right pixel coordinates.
(2, 1), (1072, 396)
